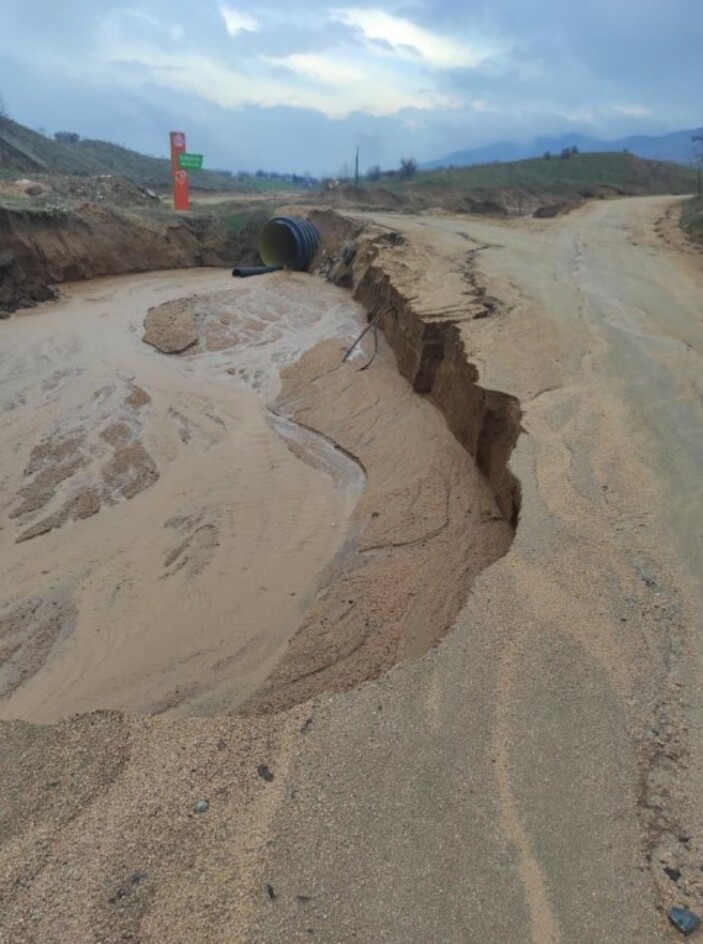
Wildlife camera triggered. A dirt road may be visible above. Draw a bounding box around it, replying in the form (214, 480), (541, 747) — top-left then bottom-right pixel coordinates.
(248, 196), (703, 943)
(0, 196), (701, 943)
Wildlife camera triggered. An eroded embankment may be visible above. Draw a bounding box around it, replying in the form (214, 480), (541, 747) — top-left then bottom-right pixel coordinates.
(0, 208), (523, 721)
(311, 209), (522, 524)
(237, 211), (523, 715)
(0, 203), (260, 313)
(140, 274), (516, 718)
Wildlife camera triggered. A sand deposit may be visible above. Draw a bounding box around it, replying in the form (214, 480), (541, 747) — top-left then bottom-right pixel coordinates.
(0, 267), (511, 722)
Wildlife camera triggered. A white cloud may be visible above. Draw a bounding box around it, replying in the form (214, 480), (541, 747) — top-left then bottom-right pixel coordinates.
(333, 8), (496, 69)
(267, 53), (363, 89)
(219, 5), (259, 36)
(613, 104), (653, 117)
(264, 50), (460, 116)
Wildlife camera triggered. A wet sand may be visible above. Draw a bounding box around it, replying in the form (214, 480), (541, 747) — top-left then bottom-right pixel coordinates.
(0, 268), (510, 721)
(0, 271), (366, 720)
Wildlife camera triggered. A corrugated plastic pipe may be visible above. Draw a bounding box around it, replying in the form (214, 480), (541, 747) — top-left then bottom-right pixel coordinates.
(257, 216), (320, 271)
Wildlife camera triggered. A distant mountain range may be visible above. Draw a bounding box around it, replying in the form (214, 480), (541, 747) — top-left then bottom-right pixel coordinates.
(422, 129), (703, 170)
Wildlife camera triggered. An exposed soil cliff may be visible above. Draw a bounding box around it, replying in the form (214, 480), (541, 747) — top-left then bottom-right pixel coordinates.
(0, 203), (258, 313)
(308, 208), (522, 526)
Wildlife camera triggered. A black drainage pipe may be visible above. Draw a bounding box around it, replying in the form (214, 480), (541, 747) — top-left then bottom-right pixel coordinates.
(257, 216), (320, 271)
(232, 265), (283, 278)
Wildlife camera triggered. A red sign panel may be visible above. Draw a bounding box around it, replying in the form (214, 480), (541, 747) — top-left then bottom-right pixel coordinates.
(169, 131), (190, 211)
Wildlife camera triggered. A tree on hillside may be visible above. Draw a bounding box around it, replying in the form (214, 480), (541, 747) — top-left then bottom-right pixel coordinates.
(0, 95), (7, 118)
(366, 164), (382, 181)
(399, 157), (417, 178)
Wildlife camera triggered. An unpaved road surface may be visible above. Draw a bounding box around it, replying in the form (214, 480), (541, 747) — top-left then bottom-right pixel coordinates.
(249, 196), (703, 943)
(0, 195), (701, 943)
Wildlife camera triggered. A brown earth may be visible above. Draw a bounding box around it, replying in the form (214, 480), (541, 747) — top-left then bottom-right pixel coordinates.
(0, 195), (701, 944)
(0, 202), (260, 313)
(139, 278), (515, 715)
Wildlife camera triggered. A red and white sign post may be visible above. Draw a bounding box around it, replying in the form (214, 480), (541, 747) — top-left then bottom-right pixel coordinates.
(169, 131), (190, 211)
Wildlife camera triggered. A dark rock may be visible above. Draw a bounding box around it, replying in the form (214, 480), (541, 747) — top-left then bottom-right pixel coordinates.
(130, 871), (147, 886)
(257, 764), (275, 782)
(193, 799), (209, 814)
(0, 311), (10, 320)
(266, 883), (277, 900)
(668, 907), (701, 936)
(665, 866), (682, 882)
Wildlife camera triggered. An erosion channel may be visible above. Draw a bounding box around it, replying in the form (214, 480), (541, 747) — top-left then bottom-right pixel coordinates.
(0, 253), (517, 722)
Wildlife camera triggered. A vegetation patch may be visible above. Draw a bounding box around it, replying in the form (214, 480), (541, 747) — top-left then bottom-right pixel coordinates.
(371, 152), (698, 206)
(681, 197), (703, 248)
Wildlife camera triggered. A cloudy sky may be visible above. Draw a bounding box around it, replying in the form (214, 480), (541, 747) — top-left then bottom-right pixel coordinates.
(1, 0), (701, 174)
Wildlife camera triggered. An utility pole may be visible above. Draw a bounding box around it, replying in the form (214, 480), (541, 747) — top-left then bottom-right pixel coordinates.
(354, 146), (359, 189)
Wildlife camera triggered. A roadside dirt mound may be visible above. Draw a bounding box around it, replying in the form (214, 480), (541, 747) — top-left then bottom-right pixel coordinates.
(46, 174), (160, 206)
(317, 186), (409, 212)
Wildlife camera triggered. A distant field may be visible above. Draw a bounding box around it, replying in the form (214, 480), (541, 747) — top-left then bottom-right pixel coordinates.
(381, 152), (698, 200)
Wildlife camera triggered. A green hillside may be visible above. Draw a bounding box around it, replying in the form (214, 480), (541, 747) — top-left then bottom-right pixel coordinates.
(0, 117), (105, 175)
(0, 116), (262, 192)
(70, 138), (246, 191)
(386, 152), (698, 200)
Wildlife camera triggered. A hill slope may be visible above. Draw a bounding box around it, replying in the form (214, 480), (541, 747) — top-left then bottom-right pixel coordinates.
(423, 128), (703, 170)
(0, 116), (245, 191)
(393, 152), (697, 207)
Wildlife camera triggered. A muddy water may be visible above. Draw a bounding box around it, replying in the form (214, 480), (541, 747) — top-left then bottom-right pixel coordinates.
(0, 270), (367, 721)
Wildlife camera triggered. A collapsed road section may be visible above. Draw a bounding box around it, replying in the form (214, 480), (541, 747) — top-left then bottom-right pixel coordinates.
(0, 209), (521, 721)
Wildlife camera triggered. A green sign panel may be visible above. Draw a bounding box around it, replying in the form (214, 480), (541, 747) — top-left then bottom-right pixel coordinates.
(178, 153), (204, 170)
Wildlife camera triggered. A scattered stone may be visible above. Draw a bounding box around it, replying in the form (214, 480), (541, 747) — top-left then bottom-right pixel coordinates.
(257, 764), (275, 782)
(665, 866), (683, 882)
(266, 883), (277, 900)
(668, 907), (701, 936)
(638, 567), (657, 589)
(301, 717), (313, 734)
(193, 799), (210, 814)
(216, 738), (228, 751)
(130, 871), (147, 886)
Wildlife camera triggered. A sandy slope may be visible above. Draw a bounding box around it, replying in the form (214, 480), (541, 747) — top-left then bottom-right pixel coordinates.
(0, 196), (701, 943)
